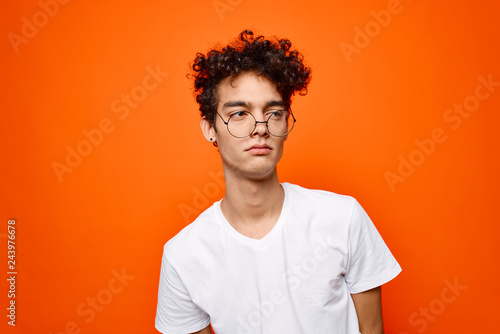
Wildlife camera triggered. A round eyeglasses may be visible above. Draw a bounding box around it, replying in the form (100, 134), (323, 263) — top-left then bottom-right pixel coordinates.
(215, 110), (296, 138)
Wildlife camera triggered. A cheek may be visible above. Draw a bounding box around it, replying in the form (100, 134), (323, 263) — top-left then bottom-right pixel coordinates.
(276, 137), (286, 149)
(217, 137), (240, 160)
(273, 139), (285, 160)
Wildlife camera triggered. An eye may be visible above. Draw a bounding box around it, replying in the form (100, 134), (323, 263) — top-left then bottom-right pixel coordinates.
(229, 110), (250, 118)
(267, 110), (285, 118)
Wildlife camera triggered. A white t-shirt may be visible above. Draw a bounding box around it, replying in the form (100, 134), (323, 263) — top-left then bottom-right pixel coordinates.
(155, 183), (401, 334)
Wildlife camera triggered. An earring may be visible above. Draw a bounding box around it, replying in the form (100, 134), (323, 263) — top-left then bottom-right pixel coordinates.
(210, 138), (213, 141)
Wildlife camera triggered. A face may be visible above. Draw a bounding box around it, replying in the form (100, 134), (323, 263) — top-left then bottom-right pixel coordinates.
(201, 71), (287, 181)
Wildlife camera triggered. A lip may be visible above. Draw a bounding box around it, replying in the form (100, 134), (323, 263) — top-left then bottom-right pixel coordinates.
(246, 144), (272, 155)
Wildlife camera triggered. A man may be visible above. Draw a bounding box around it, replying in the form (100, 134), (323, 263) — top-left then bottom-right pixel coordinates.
(155, 30), (401, 334)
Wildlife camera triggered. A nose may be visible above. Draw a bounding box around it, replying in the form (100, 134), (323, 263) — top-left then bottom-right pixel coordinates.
(252, 120), (268, 136)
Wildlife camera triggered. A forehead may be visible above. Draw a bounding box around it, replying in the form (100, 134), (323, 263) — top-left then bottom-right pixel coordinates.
(216, 72), (282, 109)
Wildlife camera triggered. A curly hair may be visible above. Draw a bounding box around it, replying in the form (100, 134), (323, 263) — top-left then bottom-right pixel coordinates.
(190, 30), (311, 125)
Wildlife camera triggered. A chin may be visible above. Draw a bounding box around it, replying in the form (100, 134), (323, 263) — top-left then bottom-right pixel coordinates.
(244, 164), (278, 180)
(221, 154), (281, 180)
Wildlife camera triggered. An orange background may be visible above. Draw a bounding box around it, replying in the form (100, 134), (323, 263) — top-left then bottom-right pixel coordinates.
(1, 0), (499, 333)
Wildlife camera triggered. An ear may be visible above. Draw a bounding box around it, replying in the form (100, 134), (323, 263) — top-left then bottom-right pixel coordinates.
(200, 117), (216, 143)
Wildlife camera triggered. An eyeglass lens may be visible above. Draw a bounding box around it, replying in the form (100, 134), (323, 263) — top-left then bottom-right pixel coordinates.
(226, 111), (294, 138)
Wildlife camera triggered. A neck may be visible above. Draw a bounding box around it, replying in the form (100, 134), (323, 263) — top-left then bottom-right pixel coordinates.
(220, 169), (284, 239)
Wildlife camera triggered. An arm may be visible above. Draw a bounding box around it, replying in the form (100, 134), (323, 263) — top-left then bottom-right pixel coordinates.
(155, 251), (211, 334)
(190, 325), (211, 334)
(350, 286), (384, 334)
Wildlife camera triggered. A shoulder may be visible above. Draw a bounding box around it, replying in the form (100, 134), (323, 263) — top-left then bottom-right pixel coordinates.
(163, 202), (222, 263)
(283, 182), (358, 214)
(282, 182), (363, 236)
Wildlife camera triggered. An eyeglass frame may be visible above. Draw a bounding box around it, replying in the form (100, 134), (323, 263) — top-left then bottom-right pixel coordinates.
(214, 109), (296, 138)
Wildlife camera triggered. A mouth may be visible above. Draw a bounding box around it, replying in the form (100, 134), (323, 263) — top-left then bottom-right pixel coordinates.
(246, 144), (272, 155)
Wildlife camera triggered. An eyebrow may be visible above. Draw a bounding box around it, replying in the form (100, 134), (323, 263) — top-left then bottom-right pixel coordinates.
(222, 100), (285, 108)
